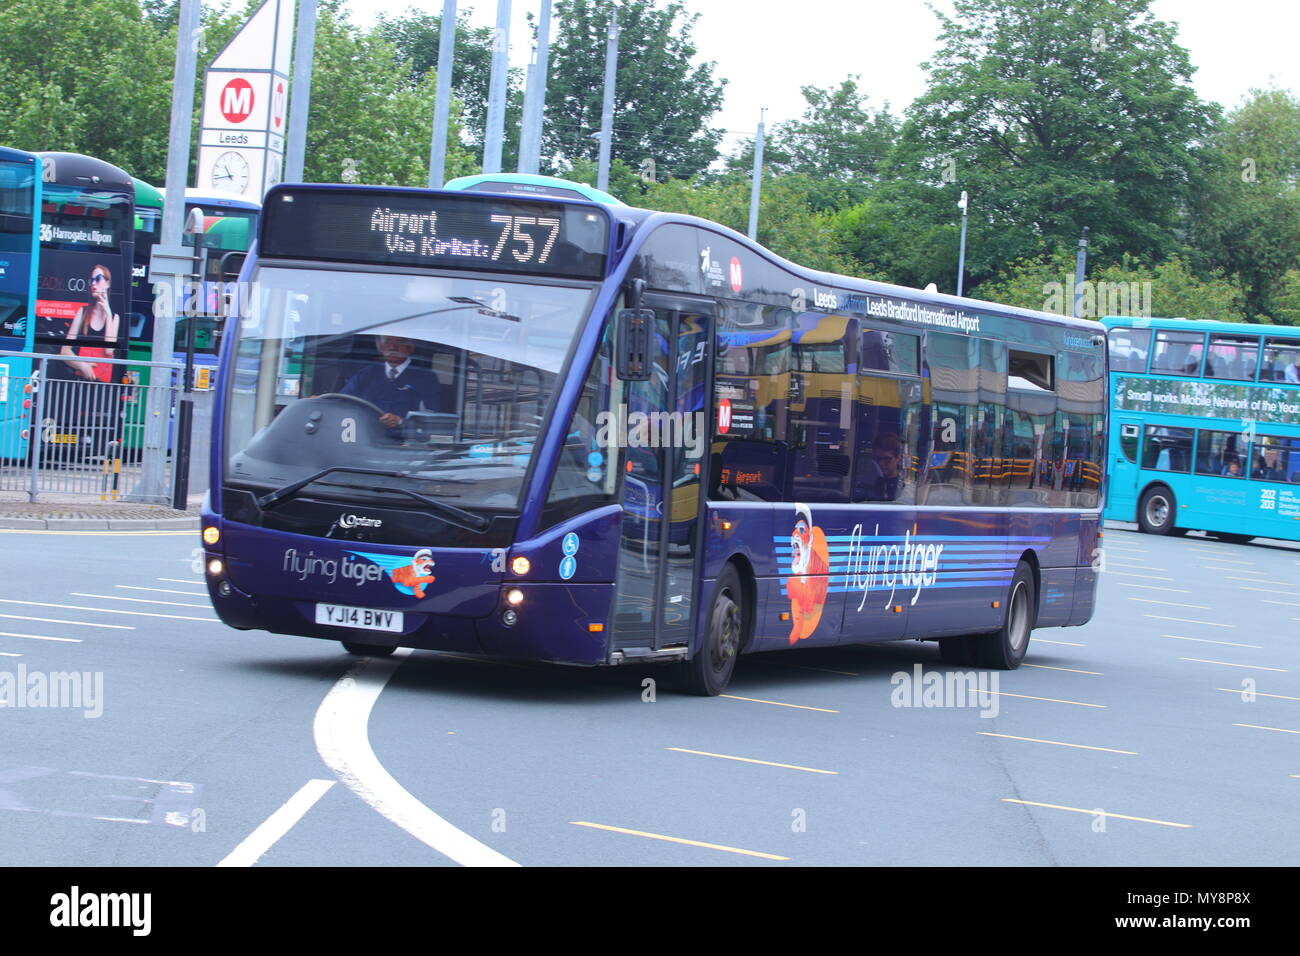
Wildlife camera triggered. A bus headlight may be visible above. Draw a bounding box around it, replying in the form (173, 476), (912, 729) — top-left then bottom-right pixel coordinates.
(207, 558), (224, 576)
(504, 588), (524, 607)
(511, 556), (530, 576)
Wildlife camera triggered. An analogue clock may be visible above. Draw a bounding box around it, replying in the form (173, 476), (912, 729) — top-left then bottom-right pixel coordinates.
(210, 151), (250, 194)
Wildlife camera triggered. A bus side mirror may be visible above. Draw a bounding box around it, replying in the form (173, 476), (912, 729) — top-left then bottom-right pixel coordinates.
(616, 308), (654, 381)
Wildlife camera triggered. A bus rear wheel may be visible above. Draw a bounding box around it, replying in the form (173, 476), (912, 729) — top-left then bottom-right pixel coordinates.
(341, 640), (396, 658)
(1138, 486), (1183, 535)
(674, 563), (744, 696)
(974, 562), (1035, 670)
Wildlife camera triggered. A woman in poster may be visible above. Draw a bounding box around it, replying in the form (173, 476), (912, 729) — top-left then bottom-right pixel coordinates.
(59, 264), (120, 381)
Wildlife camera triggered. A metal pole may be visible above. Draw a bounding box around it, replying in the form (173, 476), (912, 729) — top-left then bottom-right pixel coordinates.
(483, 0), (511, 174)
(428, 0), (458, 187)
(518, 0), (552, 174)
(747, 110), (765, 240)
(1073, 226), (1090, 318)
(956, 190), (969, 297)
(174, 228), (202, 510)
(596, 10), (619, 193)
(284, 0), (317, 183)
(136, 0), (200, 503)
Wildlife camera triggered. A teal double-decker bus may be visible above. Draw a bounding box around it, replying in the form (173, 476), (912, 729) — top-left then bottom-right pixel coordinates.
(1103, 316), (1300, 542)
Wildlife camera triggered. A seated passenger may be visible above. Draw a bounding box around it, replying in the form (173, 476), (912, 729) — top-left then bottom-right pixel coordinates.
(1253, 447), (1285, 482)
(860, 432), (905, 500)
(1221, 459), (1241, 478)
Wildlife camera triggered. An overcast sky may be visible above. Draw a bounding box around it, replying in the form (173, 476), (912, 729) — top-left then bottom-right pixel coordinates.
(343, 0), (1299, 153)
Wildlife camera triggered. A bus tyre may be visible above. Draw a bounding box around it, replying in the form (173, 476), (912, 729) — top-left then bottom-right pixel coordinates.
(341, 640), (396, 658)
(938, 636), (978, 666)
(674, 564), (744, 697)
(974, 562), (1035, 670)
(1137, 486), (1180, 535)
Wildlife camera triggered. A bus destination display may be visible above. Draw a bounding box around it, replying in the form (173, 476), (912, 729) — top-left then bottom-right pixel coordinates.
(261, 188), (609, 278)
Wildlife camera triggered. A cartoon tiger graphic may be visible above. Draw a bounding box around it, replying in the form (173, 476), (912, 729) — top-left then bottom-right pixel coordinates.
(785, 503), (830, 644)
(390, 548), (436, 598)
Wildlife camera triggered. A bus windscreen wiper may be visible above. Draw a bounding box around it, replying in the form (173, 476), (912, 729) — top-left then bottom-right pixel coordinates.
(255, 466), (491, 532)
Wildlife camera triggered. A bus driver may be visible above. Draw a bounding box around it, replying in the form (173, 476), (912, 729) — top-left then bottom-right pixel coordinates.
(339, 335), (442, 432)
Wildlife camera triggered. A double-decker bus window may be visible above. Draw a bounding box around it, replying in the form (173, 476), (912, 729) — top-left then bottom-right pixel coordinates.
(1107, 327), (1150, 372)
(1196, 429), (1247, 478)
(1261, 338), (1300, 384)
(1142, 426), (1193, 472)
(1119, 423), (1140, 463)
(712, 302), (789, 502)
(860, 329), (918, 376)
(1206, 335), (1259, 381)
(1150, 330), (1205, 377)
(0, 162), (35, 246)
(1251, 436), (1300, 483)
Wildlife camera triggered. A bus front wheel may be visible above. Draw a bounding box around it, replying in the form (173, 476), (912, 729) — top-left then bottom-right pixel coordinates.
(674, 563), (744, 696)
(974, 562), (1035, 670)
(1138, 486), (1184, 535)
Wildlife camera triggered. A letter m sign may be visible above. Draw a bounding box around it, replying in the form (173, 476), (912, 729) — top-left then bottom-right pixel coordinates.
(220, 77), (255, 124)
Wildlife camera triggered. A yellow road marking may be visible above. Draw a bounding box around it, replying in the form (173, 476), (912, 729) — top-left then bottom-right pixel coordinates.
(968, 688), (1104, 708)
(569, 821), (789, 861)
(1023, 663), (1103, 676)
(667, 747), (837, 775)
(1234, 723), (1300, 735)
(720, 694), (838, 713)
(1161, 634), (1262, 649)
(978, 732), (1136, 755)
(763, 661), (859, 677)
(1181, 657), (1287, 672)
(1216, 688), (1300, 702)
(1001, 799), (1191, 828)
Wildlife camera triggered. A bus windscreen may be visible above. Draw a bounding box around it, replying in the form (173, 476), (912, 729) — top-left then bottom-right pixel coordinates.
(259, 188), (609, 279)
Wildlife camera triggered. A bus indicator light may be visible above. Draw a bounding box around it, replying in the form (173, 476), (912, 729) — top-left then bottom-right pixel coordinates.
(203, 526), (220, 546)
(588, 623), (604, 632)
(511, 556), (530, 576)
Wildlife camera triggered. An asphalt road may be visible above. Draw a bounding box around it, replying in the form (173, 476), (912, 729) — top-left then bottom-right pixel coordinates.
(1, 524), (1297, 866)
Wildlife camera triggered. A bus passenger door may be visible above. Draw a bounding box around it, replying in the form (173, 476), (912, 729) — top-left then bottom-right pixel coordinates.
(610, 304), (711, 656)
(1107, 417), (1142, 520)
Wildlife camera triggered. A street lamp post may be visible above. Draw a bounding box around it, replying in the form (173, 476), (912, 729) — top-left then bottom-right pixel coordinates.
(956, 190), (969, 297)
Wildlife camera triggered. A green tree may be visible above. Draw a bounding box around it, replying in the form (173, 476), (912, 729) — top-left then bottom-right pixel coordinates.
(1190, 88), (1300, 322)
(973, 251), (1247, 322)
(372, 6), (524, 168)
(849, 0), (1218, 292)
(729, 77), (897, 212)
(0, 0), (176, 183)
(542, 0), (725, 180)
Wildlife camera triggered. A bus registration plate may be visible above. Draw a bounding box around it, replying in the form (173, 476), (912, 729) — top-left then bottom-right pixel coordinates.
(315, 603), (403, 632)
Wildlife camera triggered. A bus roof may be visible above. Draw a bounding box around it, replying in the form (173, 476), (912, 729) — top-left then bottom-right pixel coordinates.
(35, 152), (132, 189)
(0, 145), (38, 165)
(443, 173), (623, 206)
(185, 188), (262, 211)
(133, 178), (165, 208)
(1102, 315), (1300, 338)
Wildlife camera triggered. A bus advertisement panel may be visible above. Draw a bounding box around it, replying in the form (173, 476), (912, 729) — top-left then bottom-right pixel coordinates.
(201, 177), (1105, 696)
(34, 154), (134, 385)
(1103, 316), (1300, 542)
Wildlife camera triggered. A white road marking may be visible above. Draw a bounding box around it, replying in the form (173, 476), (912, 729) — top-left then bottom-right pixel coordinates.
(1144, 614), (1235, 628)
(1228, 577), (1293, 586)
(0, 598), (218, 623)
(0, 631), (82, 644)
(1180, 657), (1287, 672)
(1113, 582), (1190, 593)
(1105, 571), (1176, 582)
(1187, 552), (1253, 564)
(72, 592), (211, 609)
(216, 779), (337, 867)
(0, 613), (132, 630)
(313, 649), (519, 867)
(157, 578), (205, 586)
(0, 651), (21, 657)
(1161, 634), (1262, 649)
(1127, 598), (1211, 609)
(116, 585), (209, 597)
(1241, 587), (1300, 597)
(1263, 599), (1300, 608)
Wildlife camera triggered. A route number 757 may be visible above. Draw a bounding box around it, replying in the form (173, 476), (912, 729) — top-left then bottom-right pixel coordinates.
(489, 215), (561, 265)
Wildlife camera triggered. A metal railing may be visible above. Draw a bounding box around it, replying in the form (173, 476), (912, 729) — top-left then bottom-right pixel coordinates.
(0, 350), (181, 504)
